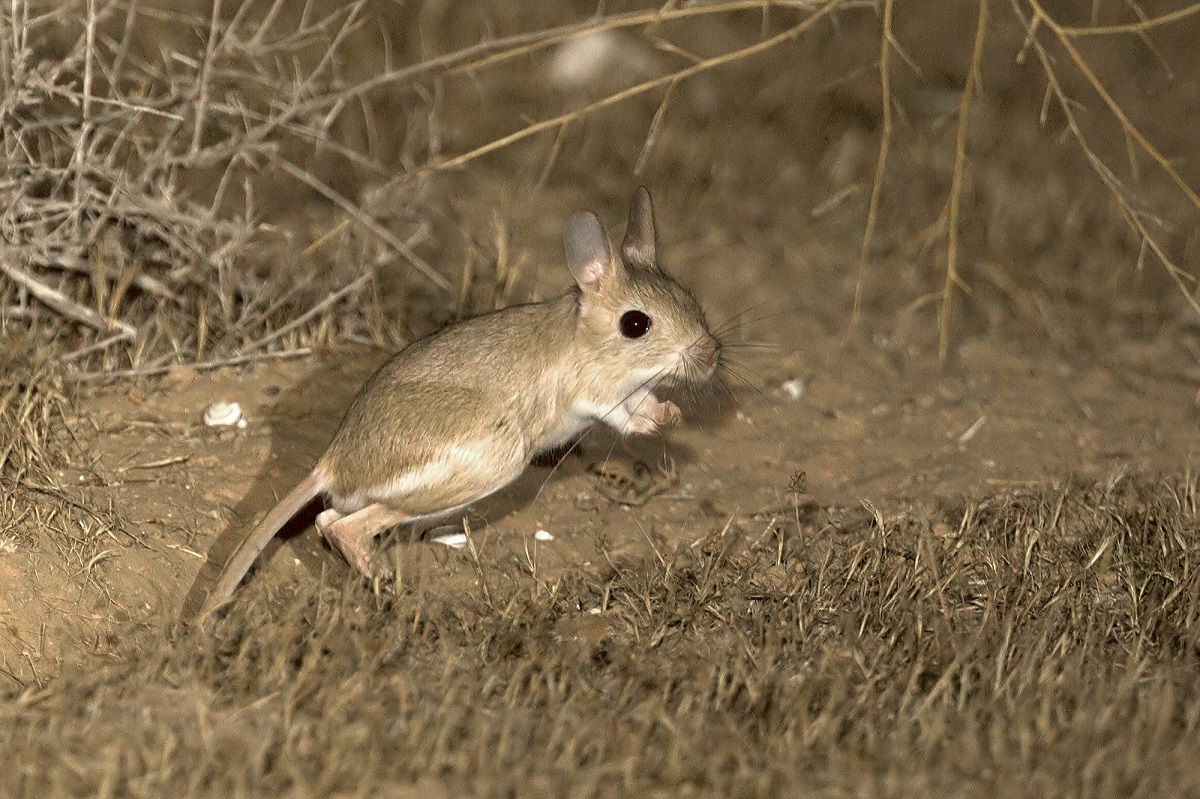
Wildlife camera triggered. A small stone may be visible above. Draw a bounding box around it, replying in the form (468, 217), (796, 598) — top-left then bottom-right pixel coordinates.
(432, 532), (468, 549)
(781, 377), (809, 401)
(204, 400), (244, 428)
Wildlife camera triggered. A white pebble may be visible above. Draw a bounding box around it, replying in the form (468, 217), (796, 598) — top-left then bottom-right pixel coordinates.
(535, 529), (554, 542)
(432, 532), (468, 549)
(204, 400), (245, 428)
(781, 377), (809, 401)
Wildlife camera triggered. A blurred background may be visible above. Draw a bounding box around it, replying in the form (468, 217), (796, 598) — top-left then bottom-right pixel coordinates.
(5, 0), (1200, 377)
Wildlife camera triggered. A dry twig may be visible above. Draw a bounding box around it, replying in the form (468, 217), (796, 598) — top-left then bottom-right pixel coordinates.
(851, 0), (895, 327)
(939, 0), (989, 361)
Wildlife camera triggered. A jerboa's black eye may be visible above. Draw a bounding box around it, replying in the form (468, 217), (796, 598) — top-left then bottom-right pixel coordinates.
(619, 310), (652, 339)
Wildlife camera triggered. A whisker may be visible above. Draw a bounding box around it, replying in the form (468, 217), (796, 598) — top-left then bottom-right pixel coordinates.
(717, 356), (763, 386)
(711, 376), (736, 416)
(703, 372), (750, 424)
(721, 340), (780, 351)
(717, 360), (773, 407)
(711, 303), (798, 341)
(711, 299), (784, 332)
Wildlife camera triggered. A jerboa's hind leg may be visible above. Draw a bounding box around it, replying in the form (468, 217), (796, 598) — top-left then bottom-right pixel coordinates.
(317, 420), (530, 580)
(316, 504), (415, 579)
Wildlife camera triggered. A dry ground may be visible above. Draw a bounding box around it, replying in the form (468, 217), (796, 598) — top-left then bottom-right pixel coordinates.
(3, 1), (1200, 796)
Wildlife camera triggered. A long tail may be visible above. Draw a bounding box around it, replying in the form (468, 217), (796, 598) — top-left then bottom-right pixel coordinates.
(197, 470), (326, 620)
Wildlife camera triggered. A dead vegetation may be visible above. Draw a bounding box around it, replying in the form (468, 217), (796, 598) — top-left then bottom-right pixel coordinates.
(2, 0), (1199, 375)
(2, 475), (1199, 796)
(3, 0), (1200, 795)
(1, 0), (447, 381)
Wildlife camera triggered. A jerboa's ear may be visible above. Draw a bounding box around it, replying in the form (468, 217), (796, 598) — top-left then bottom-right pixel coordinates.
(565, 210), (622, 290)
(620, 186), (656, 268)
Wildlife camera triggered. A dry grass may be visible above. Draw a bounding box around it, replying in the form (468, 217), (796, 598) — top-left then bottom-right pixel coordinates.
(0, 345), (71, 482)
(1, 0), (1197, 375)
(3, 1), (1200, 796)
(2, 475), (1198, 796)
(0, 0), (448, 381)
(847, 0), (1200, 358)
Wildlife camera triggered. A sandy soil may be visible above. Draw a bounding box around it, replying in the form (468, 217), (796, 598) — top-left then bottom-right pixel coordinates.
(4, 302), (1195, 682)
